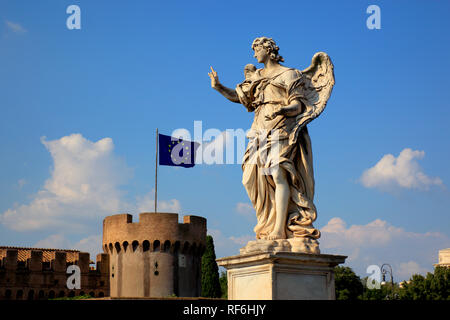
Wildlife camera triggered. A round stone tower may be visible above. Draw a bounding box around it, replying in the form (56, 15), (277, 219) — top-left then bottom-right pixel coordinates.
(102, 212), (206, 298)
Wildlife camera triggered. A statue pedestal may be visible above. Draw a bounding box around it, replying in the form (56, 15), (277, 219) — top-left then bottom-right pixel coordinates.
(216, 251), (346, 300)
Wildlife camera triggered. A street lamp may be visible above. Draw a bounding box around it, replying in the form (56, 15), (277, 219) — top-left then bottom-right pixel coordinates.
(380, 264), (395, 299)
(381, 263), (394, 285)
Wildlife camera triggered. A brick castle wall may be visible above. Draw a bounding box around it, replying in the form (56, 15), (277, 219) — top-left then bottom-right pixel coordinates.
(103, 212), (206, 298)
(0, 247), (109, 300)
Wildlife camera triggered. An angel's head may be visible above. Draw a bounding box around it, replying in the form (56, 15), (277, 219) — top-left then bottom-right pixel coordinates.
(251, 37), (284, 64)
(244, 64), (256, 80)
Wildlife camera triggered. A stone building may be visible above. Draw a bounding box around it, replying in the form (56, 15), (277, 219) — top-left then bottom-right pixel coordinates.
(0, 246), (109, 300)
(435, 248), (450, 268)
(102, 212), (206, 298)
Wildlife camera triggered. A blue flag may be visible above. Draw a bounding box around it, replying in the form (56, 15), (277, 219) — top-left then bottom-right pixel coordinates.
(158, 134), (200, 168)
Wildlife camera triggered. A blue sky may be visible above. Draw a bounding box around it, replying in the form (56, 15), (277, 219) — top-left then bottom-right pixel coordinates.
(1, 0), (449, 281)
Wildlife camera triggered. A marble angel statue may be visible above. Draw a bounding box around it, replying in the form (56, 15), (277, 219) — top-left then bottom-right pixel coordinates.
(208, 37), (335, 253)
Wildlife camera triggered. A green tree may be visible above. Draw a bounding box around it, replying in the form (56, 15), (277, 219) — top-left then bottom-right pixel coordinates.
(334, 266), (364, 300)
(360, 276), (399, 300)
(399, 274), (430, 300)
(201, 235), (222, 298)
(219, 271), (228, 299)
(399, 266), (450, 300)
(430, 266), (450, 299)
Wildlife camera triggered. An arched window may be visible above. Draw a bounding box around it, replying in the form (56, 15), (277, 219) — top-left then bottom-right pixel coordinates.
(123, 241), (129, 252)
(16, 290), (23, 300)
(109, 243), (113, 253)
(99, 291), (105, 297)
(48, 291), (55, 299)
(153, 240), (160, 252)
(143, 240), (150, 252)
(114, 242), (121, 254)
(27, 290), (34, 300)
(38, 290), (45, 300)
(132, 240), (139, 252)
(5, 289), (11, 300)
(173, 241), (181, 254)
(68, 291), (75, 298)
(182, 242), (190, 254)
(163, 240), (171, 252)
(89, 291), (95, 298)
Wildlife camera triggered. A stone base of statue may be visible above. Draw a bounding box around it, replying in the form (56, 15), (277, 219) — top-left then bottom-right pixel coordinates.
(240, 238), (321, 255)
(216, 241), (346, 300)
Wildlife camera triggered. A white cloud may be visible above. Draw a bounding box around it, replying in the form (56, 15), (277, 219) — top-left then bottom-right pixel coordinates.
(229, 234), (254, 246)
(235, 202), (255, 218)
(1, 133), (184, 238)
(321, 217), (400, 248)
(136, 191), (181, 213)
(320, 217), (450, 281)
(360, 148), (443, 191)
(397, 261), (430, 280)
(5, 20), (27, 34)
(208, 228), (254, 258)
(33, 234), (72, 250)
(73, 235), (103, 260)
(0, 134), (132, 232)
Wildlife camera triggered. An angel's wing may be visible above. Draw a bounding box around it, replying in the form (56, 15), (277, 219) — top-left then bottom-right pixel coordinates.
(290, 52), (335, 143)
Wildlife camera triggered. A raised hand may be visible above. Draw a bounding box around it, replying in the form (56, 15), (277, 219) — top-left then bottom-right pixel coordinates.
(208, 66), (220, 89)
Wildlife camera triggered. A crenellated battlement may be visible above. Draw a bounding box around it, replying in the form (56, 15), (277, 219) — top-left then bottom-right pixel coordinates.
(0, 246), (96, 272)
(102, 212), (206, 255)
(0, 247), (110, 300)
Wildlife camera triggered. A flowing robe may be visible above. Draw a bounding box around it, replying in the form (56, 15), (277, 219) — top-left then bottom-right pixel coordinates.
(236, 67), (321, 240)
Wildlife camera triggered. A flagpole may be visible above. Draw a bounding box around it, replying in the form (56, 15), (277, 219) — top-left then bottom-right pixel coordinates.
(155, 128), (158, 213)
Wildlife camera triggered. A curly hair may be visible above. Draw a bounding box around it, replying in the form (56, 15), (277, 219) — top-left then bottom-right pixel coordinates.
(251, 37), (284, 63)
